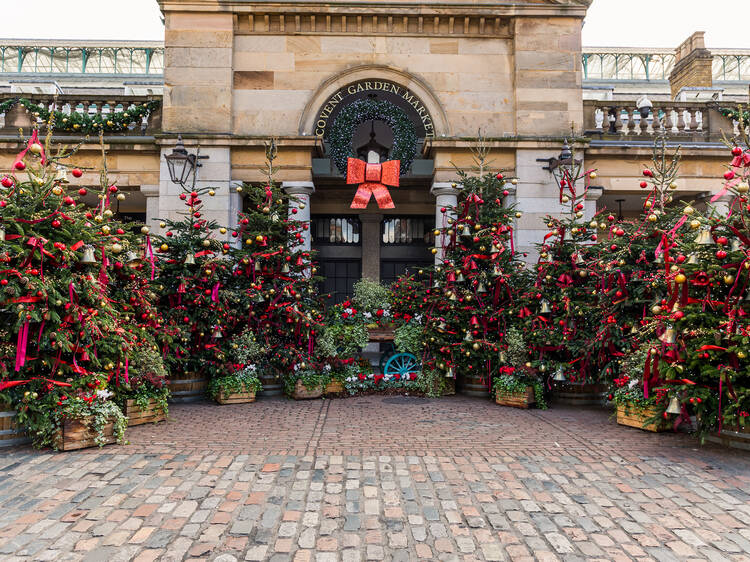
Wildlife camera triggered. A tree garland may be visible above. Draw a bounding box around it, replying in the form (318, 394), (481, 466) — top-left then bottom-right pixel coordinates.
(721, 107), (750, 124)
(327, 98), (418, 175)
(0, 97), (160, 134)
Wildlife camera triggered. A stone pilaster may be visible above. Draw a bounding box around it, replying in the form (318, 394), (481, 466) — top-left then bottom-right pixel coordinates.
(360, 214), (382, 282)
(282, 181), (315, 253)
(140, 184), (160, 233)
(430, 182), (462, 264)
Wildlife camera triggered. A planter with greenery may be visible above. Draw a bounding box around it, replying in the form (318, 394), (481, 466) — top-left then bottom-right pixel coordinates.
(285, 360), (330, 400)
(493, 368), (546, 409)
(208, 366), (262, 404)
(115, 347), (170, 426)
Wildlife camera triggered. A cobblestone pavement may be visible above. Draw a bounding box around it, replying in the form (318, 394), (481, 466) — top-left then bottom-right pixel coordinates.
(1, 395), (750, 562)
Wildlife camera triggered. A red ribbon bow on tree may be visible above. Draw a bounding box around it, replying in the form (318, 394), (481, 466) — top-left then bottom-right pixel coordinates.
(346, 158), (400, 209)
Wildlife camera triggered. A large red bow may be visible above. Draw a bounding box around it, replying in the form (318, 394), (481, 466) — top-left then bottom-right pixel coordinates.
(346, 158), (400, 209)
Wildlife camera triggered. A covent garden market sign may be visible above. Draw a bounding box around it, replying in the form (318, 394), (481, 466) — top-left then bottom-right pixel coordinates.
(314, 79), (436, 140)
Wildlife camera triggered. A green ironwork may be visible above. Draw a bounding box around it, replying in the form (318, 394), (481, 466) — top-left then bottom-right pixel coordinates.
(0, 42), (163, 75)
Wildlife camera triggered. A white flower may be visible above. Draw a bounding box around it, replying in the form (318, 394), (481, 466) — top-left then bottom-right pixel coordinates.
(363, 312), (372, 319)
(96, 389), (113, 400)
(629, 379), (640, 388)
(345, 307), (353, 315)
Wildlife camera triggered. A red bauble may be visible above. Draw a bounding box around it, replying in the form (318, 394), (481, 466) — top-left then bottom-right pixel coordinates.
(51, 219), (61, 228)
(63, 196), (75, 206)
(0, 279), (7, 286)
(717, 236), (728, 245)
(716, 250), (727, 259)
(190, 191), (198, 198)
(616, 228), (625, 236)
(72, 168), (83, 178)
(676, 254), (686, 263)
(292, 208), (298, 214)
(194, 212), (201, 218)
(241, 218), (249, 225)
(639, 181), (648, 188)
(179, 193), (187, 200)
(496, 173), (504, 180)
(166, 232), (173, 237)
(109, 185), (118, 193)
(14, 161), (25, 171)
(673, 310), (684, 320)
(724, 170), (735, 180)
(440, 207), (446, 213)
(607, 215), (615, 222)
(1, 176), (13, 188)
(643, 169), (653, 177)
(733, 146), (743, 156)
(0, 201), (6, 208)
(78, 188), (87, 196)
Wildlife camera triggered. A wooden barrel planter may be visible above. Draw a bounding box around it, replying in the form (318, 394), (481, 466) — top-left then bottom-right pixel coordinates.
(495, 387), (535, 409)
(292, 380), (323, 400)
(216, 391), (256, 405)
(53, 417), (118, 451)
(0, 405), (29, 448)
(167, 371), (208, 402)
(553, 382), (608, 407)
(123, 399), (167, 426)
(457, 371), (491, 398)
(616, 405), (669, 432)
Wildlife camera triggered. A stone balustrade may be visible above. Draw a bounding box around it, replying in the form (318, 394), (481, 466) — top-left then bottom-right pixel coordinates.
(583, 99), (738, 141)
(0, 93), (162, 137)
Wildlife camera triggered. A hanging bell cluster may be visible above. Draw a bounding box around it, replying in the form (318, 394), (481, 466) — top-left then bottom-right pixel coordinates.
(80, 245), (97, 264)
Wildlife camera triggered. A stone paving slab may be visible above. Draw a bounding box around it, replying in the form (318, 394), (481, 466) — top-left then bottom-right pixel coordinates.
(1, 396), (749, 561)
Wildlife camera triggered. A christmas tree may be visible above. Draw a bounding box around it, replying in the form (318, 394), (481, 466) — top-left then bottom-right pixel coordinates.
(227, 141), (324, 393)
(151, 155), (238, 382)
(521, 140), (601, 387)
(0, 129), (152, 447)
(411, 141), (531, 396)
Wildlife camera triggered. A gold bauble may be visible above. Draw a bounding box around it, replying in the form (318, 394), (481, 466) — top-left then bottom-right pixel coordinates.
(202, 240), (210, 247)
(160, 243), (169, 251)
(589, 221), (598, 228)
(589, 172), (597, 180)
(674, 273), (687, 284)
(433, 229), (440, 236)
(669, 181), (678, 190)
(51, 186), (63, 196)
(103, 209), (113, 218)
(525, 362), (532, 368)
(575, 211), (583, 219)
(245, 239), (253, 246)
(236, 186), (243, 193)
(262, 206), (270, 213)
(578, 270), (587, 278)
(472, 343), (480, 350)
(644, 201), (653, 209)
(689, 220), (700, 230)
(561, 195), (570, 203)
(29, 143), (43, 154)
(159, 222), (166, 228)
(738, 351), (746, 359)
(101, 225), (111, 235)
(474, 224), (482, 231)
(431, 248), (438, 255)
(94, 215), (103, 223)
(669, 265), (679, 272)
(117, 193), (126, 201)
(683, 206), (694, 215)
(515, 212), (522, 218)
(208, 190), (215, 196)
(111, 243), (122, 254)
(737, 182), (749, 194)
(511, 178), (518, 185)
(651, 305), (662, 314)
(648, 214), (657, 222)
(599, 222), (606, 229)
(724, 275), (735, 285)
(219, 227), (227, 234)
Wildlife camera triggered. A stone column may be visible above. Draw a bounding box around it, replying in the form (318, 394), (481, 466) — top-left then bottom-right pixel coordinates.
(158, 145), (235, 235)
(430, 182), (462, 264)
(140, 184), (160, 233)
(360, 214), (382, 281)
(282, 181), (315, 253)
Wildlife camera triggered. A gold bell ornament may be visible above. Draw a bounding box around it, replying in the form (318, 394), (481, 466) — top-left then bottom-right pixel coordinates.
(730, 239), (741, 252)
(575, 253), (585, 265)
(281, 263), (290, 274)
(553, 368), (567, 382)
(212, 326), (223, 339)
(254, 260), (262, 272)
(184, 253), (195, 265)
(80, 245), (97, 264)
(446, 367), (454, 379)
(539, 299), (552, 314)
(464, 330), (474, 342)
(686, 253), (699, 265)
(665, 396), (682, 415)
(695, 229), (713, 245)
(0, 226), (5, 242)
(658, 327), (677, 344)
(460, 225), (472, 240)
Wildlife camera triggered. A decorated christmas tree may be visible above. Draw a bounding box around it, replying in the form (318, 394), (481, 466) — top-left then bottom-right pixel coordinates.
(227, 141), (324, 394)
(521, 140), (601, 387)
(151, 157), (238, 382)
(640, 138), (750, 435)
(406, 142), (531, 396)
(0, 129), (152, 447)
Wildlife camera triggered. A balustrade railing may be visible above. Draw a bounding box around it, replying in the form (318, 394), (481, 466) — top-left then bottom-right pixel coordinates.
(0, 93), (162, 136)
(583, 100), (738, 141)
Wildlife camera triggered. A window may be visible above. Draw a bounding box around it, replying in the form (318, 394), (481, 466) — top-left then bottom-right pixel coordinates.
(381, 216), (434, 246)
(311, 216), (361, 245)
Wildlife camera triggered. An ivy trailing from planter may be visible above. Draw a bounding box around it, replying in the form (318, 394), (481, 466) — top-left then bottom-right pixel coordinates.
(0, 97), (161, 134)
(327, 98), (418, 175)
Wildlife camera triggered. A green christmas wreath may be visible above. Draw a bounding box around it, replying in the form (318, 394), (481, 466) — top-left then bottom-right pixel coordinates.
(327, 98), (418, 175)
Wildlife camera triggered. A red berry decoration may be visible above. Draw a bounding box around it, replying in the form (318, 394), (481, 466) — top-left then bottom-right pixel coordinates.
(1, 176), (13, 188)
(72, 168), (83, 178)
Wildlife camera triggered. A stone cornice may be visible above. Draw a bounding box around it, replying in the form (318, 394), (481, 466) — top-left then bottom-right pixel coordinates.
(158, 0), (591, 17)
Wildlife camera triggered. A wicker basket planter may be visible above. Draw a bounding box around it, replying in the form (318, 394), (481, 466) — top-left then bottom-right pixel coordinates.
(53, 417), (119, 451)
(293, 380), (323, 400)
(216, 391), (256, 405)
(616, 404), (669, 432)
(495, 386), (535, 409)
(0, 405), (29, 448)
(123, 399), (167, 426)
(325, 380), (345, 395)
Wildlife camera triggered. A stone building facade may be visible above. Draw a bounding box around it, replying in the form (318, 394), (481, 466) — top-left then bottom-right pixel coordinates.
(0, 1), (748, 302)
